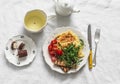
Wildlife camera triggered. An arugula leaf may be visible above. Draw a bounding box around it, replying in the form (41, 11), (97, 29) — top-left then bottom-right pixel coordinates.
(58, 43), (83, 68)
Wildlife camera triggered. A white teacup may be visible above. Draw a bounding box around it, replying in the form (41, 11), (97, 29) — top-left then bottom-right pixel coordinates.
(24, 9), (55, 33)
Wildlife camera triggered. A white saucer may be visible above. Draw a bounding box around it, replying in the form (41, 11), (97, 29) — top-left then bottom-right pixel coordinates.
(5, 35), (37, 66)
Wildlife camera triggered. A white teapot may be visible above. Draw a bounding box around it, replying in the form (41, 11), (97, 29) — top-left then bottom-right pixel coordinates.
(54, 0), (80, 16)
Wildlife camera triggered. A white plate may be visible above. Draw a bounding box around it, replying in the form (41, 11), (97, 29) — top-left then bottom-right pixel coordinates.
(5, 35), (37, 66)
(42, 27), (89, 74)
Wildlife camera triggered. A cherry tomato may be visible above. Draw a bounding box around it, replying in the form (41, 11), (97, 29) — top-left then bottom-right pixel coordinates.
(51, 39), (57, 44)
(48, 39), (60, 62)
(49, 51), (56, 57)
(56, 49), (63, 56)
(48, 45), (52, 51)
(51, 56), (57, 62)
(52, 45), (58, 51)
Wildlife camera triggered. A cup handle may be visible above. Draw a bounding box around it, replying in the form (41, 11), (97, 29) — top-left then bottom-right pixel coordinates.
(47, 15), (56, 20)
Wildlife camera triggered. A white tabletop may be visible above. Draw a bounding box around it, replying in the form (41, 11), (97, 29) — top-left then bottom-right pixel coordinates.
(0, 0), (120, 84)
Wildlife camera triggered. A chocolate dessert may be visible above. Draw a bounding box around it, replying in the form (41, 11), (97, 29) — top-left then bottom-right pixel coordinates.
(18, 50), (28, 58)
(18, 43), (25, 50)
(11, 41), (17, 50)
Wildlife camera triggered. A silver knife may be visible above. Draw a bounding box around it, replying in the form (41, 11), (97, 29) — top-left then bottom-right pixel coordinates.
(88, 24), (93, 69)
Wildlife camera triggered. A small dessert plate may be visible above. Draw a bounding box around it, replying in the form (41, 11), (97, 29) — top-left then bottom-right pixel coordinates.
(4, 35), (37, 66)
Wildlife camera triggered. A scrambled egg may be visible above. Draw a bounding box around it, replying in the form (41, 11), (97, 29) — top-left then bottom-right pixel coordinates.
(55, 30), (84, 58)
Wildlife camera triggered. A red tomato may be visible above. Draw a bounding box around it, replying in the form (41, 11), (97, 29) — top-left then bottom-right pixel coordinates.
(52, 45), (58, 51)
(51, 56), (57, 62)
(51, 39), (57, 44)
(56, 49), (63, 56)
(48, 39), (59, 62)
(48, 45), (52, 51)
(49, 51), (56, 57)
(52, 44), (57, 47)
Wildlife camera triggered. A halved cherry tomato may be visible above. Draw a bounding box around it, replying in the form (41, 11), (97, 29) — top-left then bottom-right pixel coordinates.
(56, 49), (63, 56)
(49, 51), (56, 57)
(51, 56), (57, 62)
(48, 45), (52, 51)
(48, 39), (63, 62)
(51, 39), (57, 44)
(52, 45), (58, 51)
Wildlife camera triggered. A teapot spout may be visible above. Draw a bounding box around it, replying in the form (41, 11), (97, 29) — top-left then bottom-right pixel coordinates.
(72, 10), (80, 13)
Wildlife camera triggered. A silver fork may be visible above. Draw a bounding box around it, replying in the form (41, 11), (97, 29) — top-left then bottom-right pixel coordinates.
(93, 29), (101, 67)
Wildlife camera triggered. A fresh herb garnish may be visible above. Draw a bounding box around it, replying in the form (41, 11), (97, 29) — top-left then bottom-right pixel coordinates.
(58, 44), (82, 68)
(80, 39), (84, 47)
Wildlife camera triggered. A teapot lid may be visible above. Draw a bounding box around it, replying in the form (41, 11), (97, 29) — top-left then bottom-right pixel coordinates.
(58, 0), (73, 11)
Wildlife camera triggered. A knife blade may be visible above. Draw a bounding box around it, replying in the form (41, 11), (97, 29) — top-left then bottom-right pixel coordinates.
(88, 24), (93, 69)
